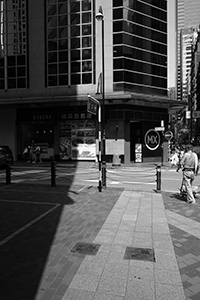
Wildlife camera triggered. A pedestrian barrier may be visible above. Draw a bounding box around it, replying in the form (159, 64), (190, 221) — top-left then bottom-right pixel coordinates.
(106, 165), (160, 191)
(1, 162), (161, 192)
(156, 165), (161, 192)
(51, 160), (56, 187)
(6, 161), (11, 184)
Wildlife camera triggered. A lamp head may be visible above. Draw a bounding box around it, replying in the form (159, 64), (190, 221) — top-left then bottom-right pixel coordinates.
(95, 6), (104, 21)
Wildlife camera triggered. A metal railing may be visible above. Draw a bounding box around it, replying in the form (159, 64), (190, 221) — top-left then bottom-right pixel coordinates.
(2, 161), (162, 192)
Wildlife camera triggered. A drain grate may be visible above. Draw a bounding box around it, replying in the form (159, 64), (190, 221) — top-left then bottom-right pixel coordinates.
(70, 242), (101, 256)
(124, 247), (155, 262)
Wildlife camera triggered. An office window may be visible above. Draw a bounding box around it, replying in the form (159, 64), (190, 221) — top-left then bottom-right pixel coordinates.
(0, 0), (27, 90)
(46, 0), (94, 87)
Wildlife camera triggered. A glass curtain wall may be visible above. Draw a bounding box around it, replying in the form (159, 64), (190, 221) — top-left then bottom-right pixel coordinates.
(0, 0), (27, 90)
(113, 0), (167, 96)
(46, 0), (94, 87)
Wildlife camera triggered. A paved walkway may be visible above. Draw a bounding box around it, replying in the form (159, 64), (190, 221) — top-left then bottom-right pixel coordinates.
(60, 190), (185, 300)
(1, 164), (200, 300)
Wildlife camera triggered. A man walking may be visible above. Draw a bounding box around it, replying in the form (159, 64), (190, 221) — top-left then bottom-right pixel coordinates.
(180, 144), (198, 204)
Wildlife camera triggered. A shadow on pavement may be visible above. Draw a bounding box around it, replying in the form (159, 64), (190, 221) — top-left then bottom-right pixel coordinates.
(0, 183), (75, 300)
(0, 180), (123, 300)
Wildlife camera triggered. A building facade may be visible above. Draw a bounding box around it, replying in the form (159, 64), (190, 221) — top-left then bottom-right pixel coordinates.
(176, 0), (200, 101)
(0, 0), (173, 163)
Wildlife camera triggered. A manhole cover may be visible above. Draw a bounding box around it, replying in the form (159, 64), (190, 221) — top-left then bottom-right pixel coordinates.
(71, 242), (101, 255)
(124, 247), (155, 262)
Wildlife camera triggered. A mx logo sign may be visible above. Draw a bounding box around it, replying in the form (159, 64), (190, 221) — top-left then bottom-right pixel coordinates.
(144, 129), (160, 151)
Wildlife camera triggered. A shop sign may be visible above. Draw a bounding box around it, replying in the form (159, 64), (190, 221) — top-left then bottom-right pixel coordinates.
(135, 143), (142, 162)
(21, 113), (53, 122)
(144, 129), (160, 151)
(87, 97), (98, 115)
(33, 114), (52, 121)
(60, 112), (93, 120)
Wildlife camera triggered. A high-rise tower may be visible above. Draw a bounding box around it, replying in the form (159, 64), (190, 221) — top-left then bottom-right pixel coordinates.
(176, 0), (200, 100)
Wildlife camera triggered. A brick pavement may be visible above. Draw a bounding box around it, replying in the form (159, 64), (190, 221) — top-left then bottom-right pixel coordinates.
(0, 183), (122, 300)
(1, 164), (200, 299)
(162, 191), (200, 300)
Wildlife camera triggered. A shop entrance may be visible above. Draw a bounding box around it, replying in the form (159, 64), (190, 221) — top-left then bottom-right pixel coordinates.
(21, 123), (54, 159)
(130, 121), (142, 162)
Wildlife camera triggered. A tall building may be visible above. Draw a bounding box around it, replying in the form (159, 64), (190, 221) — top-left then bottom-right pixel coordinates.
(0, 0), (175, 163)
(176, 0), (200, 101)
(180, 27), (194, 102)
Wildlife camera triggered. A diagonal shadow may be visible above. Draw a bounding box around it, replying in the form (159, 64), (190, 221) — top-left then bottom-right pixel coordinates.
(0, 163), (123, 300)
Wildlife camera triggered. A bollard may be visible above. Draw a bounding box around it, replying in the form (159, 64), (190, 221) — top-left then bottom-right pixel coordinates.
(51, 160), (56, 187)
(156, 165), (161, 193)
(102, 161), (106, 188)
(6, 160), (11, 184)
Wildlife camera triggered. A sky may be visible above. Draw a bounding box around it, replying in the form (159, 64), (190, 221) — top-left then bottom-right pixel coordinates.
(167, 0), (176, 88)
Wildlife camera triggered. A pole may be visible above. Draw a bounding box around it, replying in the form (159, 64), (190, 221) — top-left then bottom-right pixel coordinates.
(51, 160), (56, 187)
(101, 17), (106, 187)
(156, 165), (161, 193)
(6, 160), (11, 184)
(87, 94), (102, 192)
(98, 104), (102, 192)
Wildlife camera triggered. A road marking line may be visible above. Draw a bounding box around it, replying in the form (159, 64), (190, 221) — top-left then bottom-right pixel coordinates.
(0, 204), (60, 246)
(0, 199), (57, 205)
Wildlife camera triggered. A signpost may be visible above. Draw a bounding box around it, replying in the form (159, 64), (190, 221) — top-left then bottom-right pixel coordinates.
(87, 97), (98, 115)
(87, 94), (102, 192)
(193, 110), (200, 118)
(164, 131), (173, 141)
(155, 126), (165, 132)
(164, 131), (173, 162)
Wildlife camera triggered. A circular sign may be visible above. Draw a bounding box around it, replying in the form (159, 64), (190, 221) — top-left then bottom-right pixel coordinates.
(144, 129), (160, 151)
(164, 130), (173, 141)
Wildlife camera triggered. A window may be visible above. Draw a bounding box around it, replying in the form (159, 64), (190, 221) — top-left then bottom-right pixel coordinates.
(0, 0), (27, 89)
(46, 0), (94, 87)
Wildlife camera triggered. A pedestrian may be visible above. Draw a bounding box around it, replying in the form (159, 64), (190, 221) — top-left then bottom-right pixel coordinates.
(35, 145), (42, 163)
(180, 144), (198, 204)
(22, 146), (29, 161)
(29, 140), (36, 163)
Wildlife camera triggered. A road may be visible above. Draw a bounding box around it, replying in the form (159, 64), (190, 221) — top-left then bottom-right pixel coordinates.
(0, 163), (196, 194)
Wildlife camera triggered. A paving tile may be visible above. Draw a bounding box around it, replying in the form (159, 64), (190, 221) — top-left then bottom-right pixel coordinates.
(155, 283), (186, 300)
(62, 288), (94, 300)
(76, 260), (105, 277)
(128, 264), (154, 282)
(188, 283), (200, 293)
(97, 275), (127, 296)
(125, 278), (155, 300)
(93, 292), (124, 300)
(155, 268), (182, 286)
(69, 274), (101, 292)
(113, 231), (133, 246)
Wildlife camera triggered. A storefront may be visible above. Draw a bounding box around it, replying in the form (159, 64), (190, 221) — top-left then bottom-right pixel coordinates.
(17, 109), (97, 161)
(59, 111), (96, 160)
(17, 112), (54, 160)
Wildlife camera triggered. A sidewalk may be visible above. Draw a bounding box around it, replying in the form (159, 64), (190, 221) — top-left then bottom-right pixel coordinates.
(60, 190), (185, 300)
(1, 173), (198, 299)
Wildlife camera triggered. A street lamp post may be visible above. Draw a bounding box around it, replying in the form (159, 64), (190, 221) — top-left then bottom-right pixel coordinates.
(96, 6), (106, 187)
